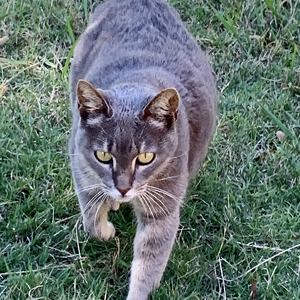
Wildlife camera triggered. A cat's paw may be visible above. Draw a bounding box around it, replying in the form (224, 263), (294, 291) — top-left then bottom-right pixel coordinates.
(84, 220), (116, 241)
(111, 201), (120, 211)
(98, 221), (116, 241)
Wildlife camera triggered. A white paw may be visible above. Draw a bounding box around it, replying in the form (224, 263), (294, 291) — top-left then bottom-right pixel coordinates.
(111, 201), (120, 211)
(99, 221), (116, 241)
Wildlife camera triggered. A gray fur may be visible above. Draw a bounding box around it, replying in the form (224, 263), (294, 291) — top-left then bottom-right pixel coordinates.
(69, 0), (217, 299)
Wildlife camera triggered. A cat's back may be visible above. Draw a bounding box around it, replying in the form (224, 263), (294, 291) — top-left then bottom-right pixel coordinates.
(71, 0), (214, 95)
(83, 0), (190, 54)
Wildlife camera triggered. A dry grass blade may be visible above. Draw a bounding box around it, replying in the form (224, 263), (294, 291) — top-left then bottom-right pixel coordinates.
(0, 36), (9, 46)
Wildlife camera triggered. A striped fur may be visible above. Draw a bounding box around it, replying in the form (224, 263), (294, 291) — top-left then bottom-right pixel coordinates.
(69, 0), (217, 299)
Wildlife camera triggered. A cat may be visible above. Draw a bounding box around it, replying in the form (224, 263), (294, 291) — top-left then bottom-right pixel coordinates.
(69, 0), (217, 299)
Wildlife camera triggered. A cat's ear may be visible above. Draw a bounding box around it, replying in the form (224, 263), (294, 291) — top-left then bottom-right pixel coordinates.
(77, 80), (111, 119)
(142, 88), (180, 129)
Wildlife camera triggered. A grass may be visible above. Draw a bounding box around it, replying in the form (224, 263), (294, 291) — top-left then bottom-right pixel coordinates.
(0, 0), (299, 299)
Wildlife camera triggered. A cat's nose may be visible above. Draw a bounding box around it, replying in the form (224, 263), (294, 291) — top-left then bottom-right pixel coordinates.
(117, 188), (130, 197)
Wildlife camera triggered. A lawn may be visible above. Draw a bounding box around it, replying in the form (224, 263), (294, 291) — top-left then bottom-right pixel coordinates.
(0, 0), (299, 299)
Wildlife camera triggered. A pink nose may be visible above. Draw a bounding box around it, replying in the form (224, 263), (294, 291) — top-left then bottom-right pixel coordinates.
(117, 188), (130, 197)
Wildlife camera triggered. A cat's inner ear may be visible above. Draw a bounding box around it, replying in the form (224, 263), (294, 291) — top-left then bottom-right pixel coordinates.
(142, 88), (180, 129)
(77, 79), (111, 119)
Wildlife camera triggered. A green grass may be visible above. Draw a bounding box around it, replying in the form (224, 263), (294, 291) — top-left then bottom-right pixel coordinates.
(0, 0), (299, 299)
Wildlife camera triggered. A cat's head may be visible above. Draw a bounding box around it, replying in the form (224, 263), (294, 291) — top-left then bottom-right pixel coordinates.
(72, 79), (180, 203)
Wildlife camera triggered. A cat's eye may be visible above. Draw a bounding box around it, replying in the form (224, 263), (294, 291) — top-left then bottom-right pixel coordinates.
(136, 152), (155, 165)
(95, 151), (113, 163)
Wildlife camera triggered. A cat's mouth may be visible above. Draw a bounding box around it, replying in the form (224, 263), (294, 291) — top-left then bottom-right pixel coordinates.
(109, 188), (139, 203)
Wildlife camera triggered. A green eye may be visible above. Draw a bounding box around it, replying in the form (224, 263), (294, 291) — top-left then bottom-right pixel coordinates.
(136, 152), (155, 165)
(95, 151), (112, 163)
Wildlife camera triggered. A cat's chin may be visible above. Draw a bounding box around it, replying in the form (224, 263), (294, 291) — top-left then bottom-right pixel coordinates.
(111, 196), (135, 204)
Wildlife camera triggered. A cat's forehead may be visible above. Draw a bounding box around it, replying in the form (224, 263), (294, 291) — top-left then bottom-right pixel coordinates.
(110, 84), (156, 114)
(93, 116), (160, 157)
(106, 122), (156, 153)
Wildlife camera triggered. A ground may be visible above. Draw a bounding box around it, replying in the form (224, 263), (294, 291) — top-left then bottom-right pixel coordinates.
(0, 0), (299, 299)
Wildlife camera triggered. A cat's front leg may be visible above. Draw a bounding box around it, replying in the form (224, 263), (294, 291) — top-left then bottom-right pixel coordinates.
(126, 209), (180, 300)
(81, 198), (116, 241)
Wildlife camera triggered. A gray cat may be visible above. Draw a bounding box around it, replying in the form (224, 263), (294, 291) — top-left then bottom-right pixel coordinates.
(69, 0), (217, 299)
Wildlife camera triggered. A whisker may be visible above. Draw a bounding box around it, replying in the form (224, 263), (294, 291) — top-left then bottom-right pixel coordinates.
(68, 152), (85, 157)
(144, 190), (170, 217)
(149, 187), (190, 209)
(93, 198), (105, 233)
(83, 195), (104, 230)
(82, 190), (105, 214)
(146, 196), (159, 224)
(168, 150), (189, 160)
(91, 196), (105, 216)
(93, 193), (111, 233)
(137, 195), (148, 215)
(76, 184), (103, 194)
(139, 194), (151, 216)
(140, 194), (155, 223)
(83, 197), (98, 215)
(147, 186), (182, 204)
(148, 197), (168, 218)
(152, 175), (181, 182)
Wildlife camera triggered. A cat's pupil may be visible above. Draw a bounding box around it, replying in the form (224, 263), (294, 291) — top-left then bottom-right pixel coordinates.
(137, 152), (155, 165)
(95, 151), (113, 163)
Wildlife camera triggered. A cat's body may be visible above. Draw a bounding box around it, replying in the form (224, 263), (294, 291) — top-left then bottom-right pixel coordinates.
(69, 0), (217, 299)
